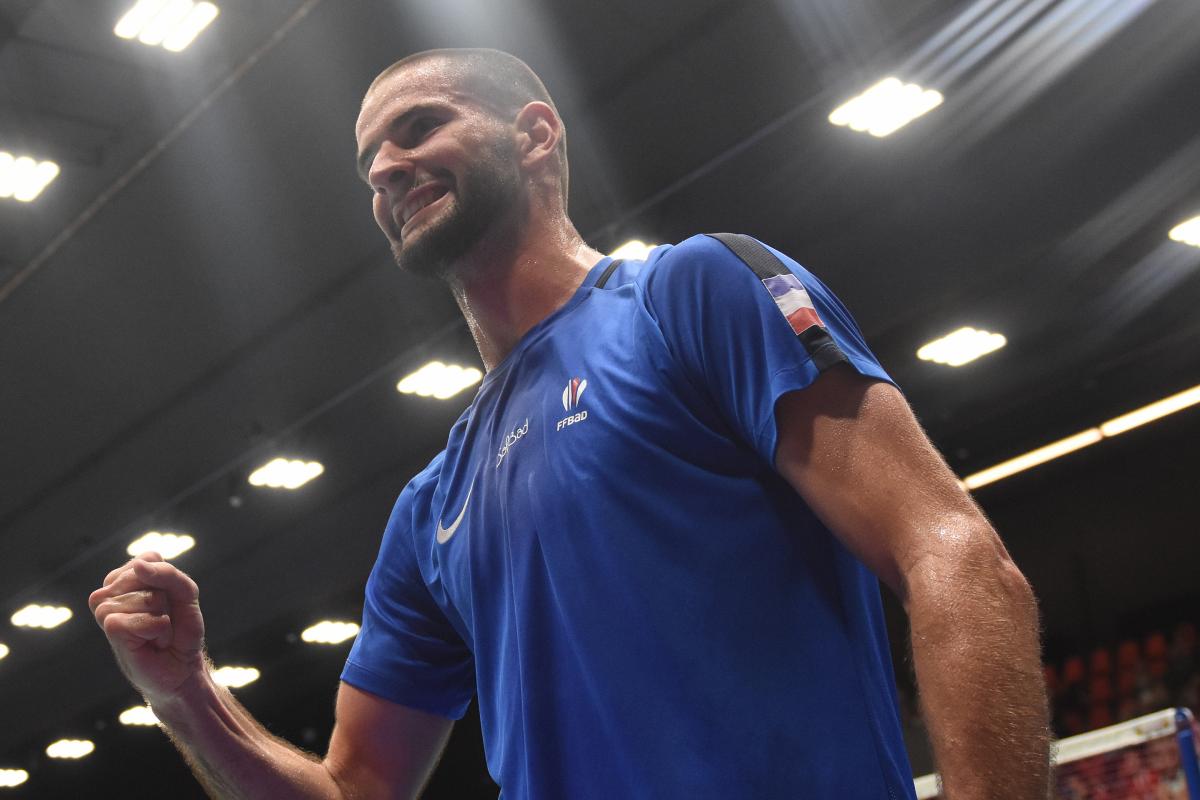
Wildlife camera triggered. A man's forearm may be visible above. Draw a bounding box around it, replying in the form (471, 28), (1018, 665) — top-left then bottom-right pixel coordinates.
(906, 543), (1051, 800)
(150, 667), (343, 800)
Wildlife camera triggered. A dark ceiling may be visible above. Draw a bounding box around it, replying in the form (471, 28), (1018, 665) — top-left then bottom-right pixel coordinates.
(2, 0), (1199, 796)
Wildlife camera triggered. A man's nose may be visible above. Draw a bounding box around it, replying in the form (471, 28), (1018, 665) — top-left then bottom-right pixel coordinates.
(368, 141), (412, 196)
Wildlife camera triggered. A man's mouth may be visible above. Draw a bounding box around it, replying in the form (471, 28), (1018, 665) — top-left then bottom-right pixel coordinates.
(397, 184), (450, 235)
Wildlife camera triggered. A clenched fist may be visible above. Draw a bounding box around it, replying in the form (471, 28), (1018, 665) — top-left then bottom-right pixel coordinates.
(88, 552), (206, 706)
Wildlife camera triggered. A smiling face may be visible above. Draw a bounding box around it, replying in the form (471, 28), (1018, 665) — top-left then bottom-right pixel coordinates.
(356, 61), (522, 279)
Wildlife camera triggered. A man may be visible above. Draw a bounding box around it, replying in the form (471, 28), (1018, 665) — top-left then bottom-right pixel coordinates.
(90, 49), (1050, 798)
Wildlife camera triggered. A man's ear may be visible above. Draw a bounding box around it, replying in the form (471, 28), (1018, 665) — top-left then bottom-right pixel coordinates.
(513, 101), (561, 171)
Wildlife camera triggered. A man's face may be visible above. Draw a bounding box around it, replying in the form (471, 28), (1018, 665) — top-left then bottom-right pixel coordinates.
(356, 65), (521, 279)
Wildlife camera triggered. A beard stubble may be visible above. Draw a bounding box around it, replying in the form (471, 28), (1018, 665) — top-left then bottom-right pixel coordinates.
(392, 134), (522, 281)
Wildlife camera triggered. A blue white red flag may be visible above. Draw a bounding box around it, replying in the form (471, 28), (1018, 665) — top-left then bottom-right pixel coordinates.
(761, 274), (824, 335)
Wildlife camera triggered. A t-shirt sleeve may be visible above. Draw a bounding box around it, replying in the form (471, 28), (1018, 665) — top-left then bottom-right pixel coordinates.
(642, 233), (897, 465)
(341, 479), (476, 719)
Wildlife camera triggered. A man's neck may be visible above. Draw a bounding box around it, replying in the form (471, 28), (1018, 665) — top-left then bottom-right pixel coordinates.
(448, 220), (605, 372)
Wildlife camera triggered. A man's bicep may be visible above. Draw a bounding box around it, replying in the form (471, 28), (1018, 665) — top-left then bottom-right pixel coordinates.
(772, 363), (988, 600)
(324, 681), (455, 800)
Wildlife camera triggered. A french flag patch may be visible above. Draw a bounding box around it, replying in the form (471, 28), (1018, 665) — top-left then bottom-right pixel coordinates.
(761, 274), (824, 335)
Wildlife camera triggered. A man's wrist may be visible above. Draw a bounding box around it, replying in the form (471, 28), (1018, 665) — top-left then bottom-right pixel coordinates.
(146, 667), (222, 728)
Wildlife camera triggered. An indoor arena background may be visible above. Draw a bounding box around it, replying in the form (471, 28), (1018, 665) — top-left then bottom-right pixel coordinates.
(1, 0), (1199, 797)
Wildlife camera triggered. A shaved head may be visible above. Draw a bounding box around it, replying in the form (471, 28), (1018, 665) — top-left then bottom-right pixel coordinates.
(367, 48), (569, 206)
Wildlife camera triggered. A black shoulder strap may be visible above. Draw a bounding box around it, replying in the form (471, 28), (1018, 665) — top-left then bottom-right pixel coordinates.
(703, 232), (848, 373)
(704, 232), (787, 280)
(594, 258), (624, 289)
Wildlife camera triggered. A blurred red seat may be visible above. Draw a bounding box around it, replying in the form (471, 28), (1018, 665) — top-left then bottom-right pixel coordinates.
(1088, 704), (1113, 730)
(1117, 640), (1140, 670)
(1063, 656), (1085, 686)
(1089, 647), (1112, 676)
(1145, 632), (1168, 661)
(1089, 675), (1113, 703)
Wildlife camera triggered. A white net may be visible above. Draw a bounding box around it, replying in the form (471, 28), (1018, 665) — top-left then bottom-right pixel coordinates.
(914, 708), (1200, 800)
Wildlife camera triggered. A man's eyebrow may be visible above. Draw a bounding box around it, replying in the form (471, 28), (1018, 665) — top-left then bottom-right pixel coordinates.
(356, 103), (444, 183)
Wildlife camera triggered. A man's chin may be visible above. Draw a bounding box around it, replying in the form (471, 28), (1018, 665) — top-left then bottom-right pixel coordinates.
(391, 229), (457, 280)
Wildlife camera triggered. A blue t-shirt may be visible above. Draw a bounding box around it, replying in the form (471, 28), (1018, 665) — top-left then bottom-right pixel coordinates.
(342, 234), (917, 799)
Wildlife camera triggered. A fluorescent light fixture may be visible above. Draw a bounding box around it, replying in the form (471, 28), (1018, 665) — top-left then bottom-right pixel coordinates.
(829, 77), (944, 137)
(609, 240), (659, 260)
(0, 643), (7, 660)
(212, 666), (260, 688)
(127, 531), (195, 559)
(917, 326), (1007, 367)
(397, 361), (483, 400)
(248, 458), (324, 490)
(114, 0), (167, 38)
(0, 769), (29, 788)
(963, 381), (1200, 491)
(138, 0), (194, 45)
(0, 151), (60, 202)
(963, 429), (1102, 490)
(114, 0), (219, 51)
(301, 620), (360, 645)
(11, 604), (72, 629)
(119, 705), (160, 726)
(1099, 384), (1200, 437)
(162, 2), (219, 50)
(46, 739), (94, 759)
(1168, 215), (1200, 247)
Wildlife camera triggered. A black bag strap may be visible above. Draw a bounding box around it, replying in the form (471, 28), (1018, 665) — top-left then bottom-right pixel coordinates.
(594, 258), (624, 289)
(705, 233), (788, 280)
(703, 232), (848, 373)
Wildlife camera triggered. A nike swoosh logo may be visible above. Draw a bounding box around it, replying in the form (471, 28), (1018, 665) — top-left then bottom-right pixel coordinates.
(435, 481), (473, 544)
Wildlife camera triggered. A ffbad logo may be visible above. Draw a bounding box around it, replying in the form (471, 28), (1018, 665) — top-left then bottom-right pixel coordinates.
(562, 377), (587, 411)
(557, 377), (588, 431)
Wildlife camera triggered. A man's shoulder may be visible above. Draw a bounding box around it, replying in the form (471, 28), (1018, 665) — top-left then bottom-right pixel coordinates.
(386, 449), (447, 528)
(641, 233), (741, 272)
(603, 233), (761, 296)
(623, 232), (806, 309)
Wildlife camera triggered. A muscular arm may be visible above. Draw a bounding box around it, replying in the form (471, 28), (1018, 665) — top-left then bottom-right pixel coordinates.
(149, 666), (343, 799)
(773, 364), (1050, 800)
(89, 555), (453, 799)
(152, 673), (452, 800)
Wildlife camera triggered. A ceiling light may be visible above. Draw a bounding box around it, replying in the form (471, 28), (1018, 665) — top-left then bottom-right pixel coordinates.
(45, 739), (94, 759)
(0, 643), (7, 660)
(962, 380), (1200, 491)
(119, 705), (160, 726)
(0, 769), (28, 788)
(0, 152), (60, 202)
(1099, 384), (1200, 437)
(114, 1), (219, 52)
(962, 429), (1102, 490)
(301, 620), (360, 645)
(609, 240), (659, 260)
(161, 2), (219, 51)
(917, 327), (1006, 366)
(247, 458), (323, 490)
(396, 361), (482, 400)
(11, 604), (72, 629)
(212, 666), (259, 688)
(829, 77), (944, 137)
(1168, 215), (1200, 247)
(126, 531), (195, 559)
